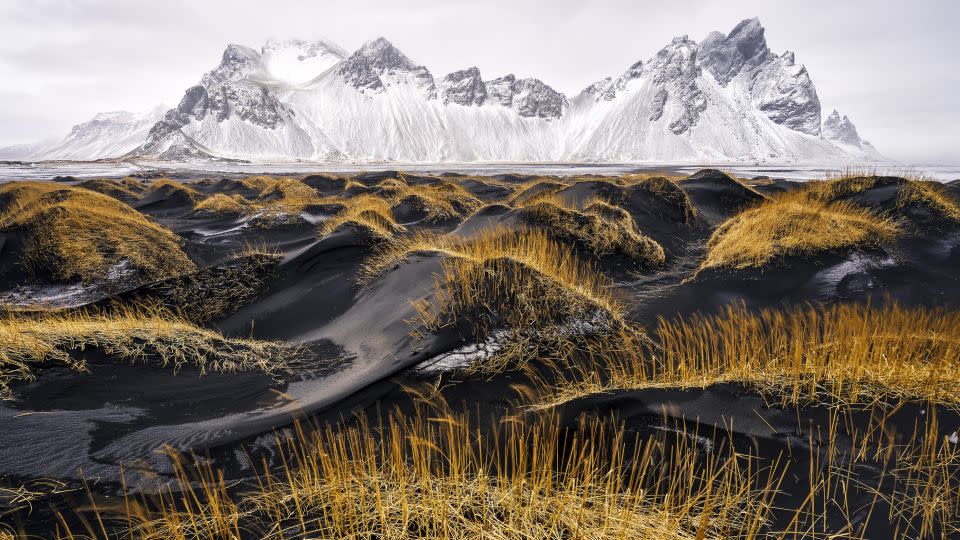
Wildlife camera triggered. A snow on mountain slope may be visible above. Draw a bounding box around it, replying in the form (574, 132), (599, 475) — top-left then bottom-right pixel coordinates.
(23, 18), (884, 164)
(261, 39), (346, 85)
(821, 109), (883, 160)
(2, 107), (166, 161)
(562, 33), (855, 162)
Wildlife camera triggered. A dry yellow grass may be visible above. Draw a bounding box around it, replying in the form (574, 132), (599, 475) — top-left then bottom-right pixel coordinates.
(0, 304), (293, 399)
(0, 182), (195, 283)
(363, 227), (619, 315)
(233, 175), (283, 193)
(247, 178), (323, 226)
(506, 178), (566, 205)
(385, 180), (481, 222)
(809, 174), (960, 224)
(527, 302), (960, 409)
(146, 178), (201, 199)
(193, 193), (251, 216)
(518, 197), (665, 267)
(699, 190), (896, 271)
(361, 228), (626, 373)
(90, 409), (779, 540)
(76, 178), (141, 201)
(317, 194), (404, 239)
(191, 177), (324, 225)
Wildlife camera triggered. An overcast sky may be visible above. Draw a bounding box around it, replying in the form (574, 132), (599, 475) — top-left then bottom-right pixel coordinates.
(0, 0), (956, 163)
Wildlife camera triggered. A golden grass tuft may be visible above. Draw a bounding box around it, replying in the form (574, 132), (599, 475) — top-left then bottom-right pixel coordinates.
(506, 179), (566, 205)
(247, 178), (323, 226)
(0, 182), (195, 283)
(193, 193), (251, 216)
(518, 198), (665, 267)
(146, 178), (200, 199)
(699, 190), (896, 271)
(810, 174), (960, 225)
(76, 178), (141, 201)
(0, 304), (293, 399)
(362, 228), (625, 372)
(101, 409), (779, 540)
(529, 302), (960, 409)
(317, 194), (405, 239)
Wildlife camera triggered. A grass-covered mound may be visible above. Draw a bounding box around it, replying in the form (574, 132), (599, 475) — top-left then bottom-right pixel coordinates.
(317, 194), (404, 239)
(678, 169), (764, 224)
(809, 175), (960, 228)
(385, 181), (480, 223)
(0, 182), (195, 284)
(699, 189), (896, 271)
(362, 228), (627, 372)
(192, 177), (325, 226)
(193, 193), (252, 217)
(518, 197), (665, 268)
(76, 178), (143, 202)
(0, 304), (293, 399)
(248, 178), (323, 227)
(507, 179), (567, 205)
(104, 246), (283, 324)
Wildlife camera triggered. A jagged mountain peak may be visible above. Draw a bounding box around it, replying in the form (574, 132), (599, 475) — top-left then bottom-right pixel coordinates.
(337, 37), (435, 96)
(649, 35), (700, 83)
(439, 67), (487, 106)
(484, 74), (567, 119)
(200, 44), (265, 88)
(354, 37), (419, 70)
(700, 17), (772, 85)
(823, 109), (864, 146)
(29, 21), (879, 164)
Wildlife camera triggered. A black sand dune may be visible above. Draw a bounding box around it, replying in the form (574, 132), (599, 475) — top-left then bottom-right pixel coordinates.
(1, 169), (959, 538)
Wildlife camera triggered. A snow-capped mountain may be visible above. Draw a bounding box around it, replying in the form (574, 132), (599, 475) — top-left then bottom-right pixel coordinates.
(16, 20), (883, 164)
(1, 106), (165, 161)
(821, 109), (879, 156)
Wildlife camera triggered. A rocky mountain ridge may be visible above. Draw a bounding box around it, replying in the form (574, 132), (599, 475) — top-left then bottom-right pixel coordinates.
(5, 19), (882, 163)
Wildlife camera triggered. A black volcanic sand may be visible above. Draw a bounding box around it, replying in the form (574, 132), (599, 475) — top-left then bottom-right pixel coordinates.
(1, 169), (959, 537)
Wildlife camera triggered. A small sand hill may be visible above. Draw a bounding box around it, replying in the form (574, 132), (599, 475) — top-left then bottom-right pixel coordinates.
(193, 193), (251, 217)
(696, 175), (960, 275)
(809, 175), (960, 231)
(457, 178), (515, 199)
(135, 179), (202, 214)
(518, 199), (665, 269)
(0, 181), (195, 285)
(679, 169), (765, 225)
(699, 189), (896, 272)
(76, 178), (143, 203)
(212, 176), (283, 199)
(302, 174), (349, 196)
(551, 177), (700, 253)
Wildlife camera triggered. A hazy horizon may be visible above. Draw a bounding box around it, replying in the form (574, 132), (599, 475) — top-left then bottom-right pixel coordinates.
(1, 0), (956, 164)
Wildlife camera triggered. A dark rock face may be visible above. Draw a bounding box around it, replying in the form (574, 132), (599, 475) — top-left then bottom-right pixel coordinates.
(700, 18), (821, 135)
(699, 17), (772, 86)
(648, 37), (707, 135)
(749, 51), (821, 135)
(484, 74), (567, 119)
(485, 74), (518, 107)
(440, 67), (487, 106)
(338, 37), (436, 98)
(649, 88), (668, 121)
(209, 85), (284, 128)
(822, 109), (863, 146)
(200, 44), (263, 88)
